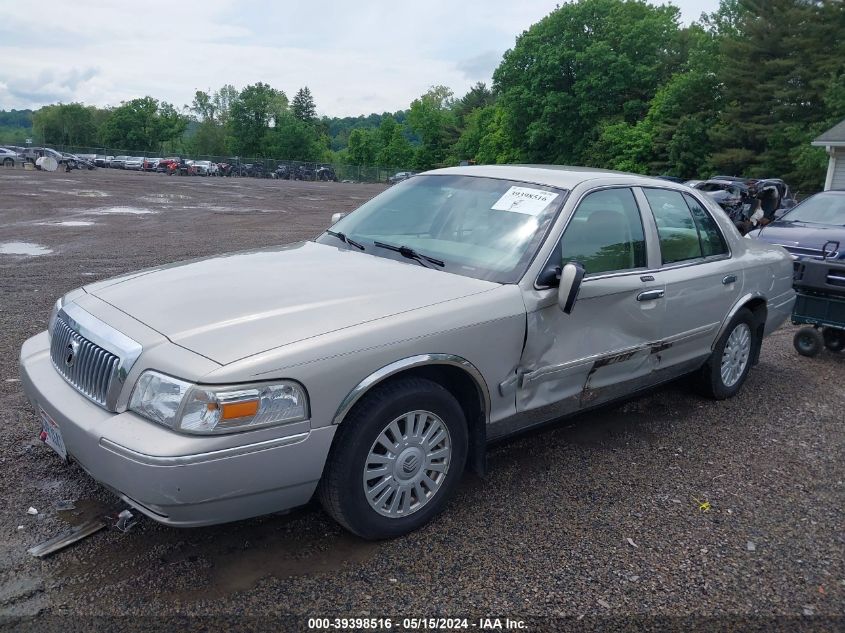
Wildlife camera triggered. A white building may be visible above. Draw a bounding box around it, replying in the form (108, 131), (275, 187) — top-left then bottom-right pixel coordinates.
(812, 119), (845, 190)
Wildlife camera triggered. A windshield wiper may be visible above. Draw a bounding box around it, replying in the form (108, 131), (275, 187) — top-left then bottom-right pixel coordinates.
(326, 230), (365, 250)
(372, 241), (445, 268)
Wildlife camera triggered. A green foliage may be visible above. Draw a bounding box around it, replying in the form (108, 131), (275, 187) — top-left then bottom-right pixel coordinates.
(493, 0), (684, 165)
(407, 85), (458, 169)
(32, 103), (101, 146)
(291, 87), (317, 122)
(4, 0), (844, 186)
(99, 97), (187, 152)
(228, 82), (288, 157)
(709, 0), (845, 189)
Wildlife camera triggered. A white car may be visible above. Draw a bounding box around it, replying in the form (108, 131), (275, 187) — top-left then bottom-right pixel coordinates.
(193, 160), (216, 176)
(0, 147), (22, 167)
(124, 157), (145, 171)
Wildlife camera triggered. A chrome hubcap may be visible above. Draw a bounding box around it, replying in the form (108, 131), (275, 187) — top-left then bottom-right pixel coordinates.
(721, 322), (751, 387)
(363, 410), (452, 518)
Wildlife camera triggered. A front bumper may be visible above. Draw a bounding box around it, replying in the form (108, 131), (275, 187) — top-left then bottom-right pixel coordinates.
(19, 332), (335, 527)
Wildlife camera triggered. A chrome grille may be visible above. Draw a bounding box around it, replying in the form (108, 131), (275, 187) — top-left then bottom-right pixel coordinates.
(778, 244), (840, 260)
(50, 316), (120, 407)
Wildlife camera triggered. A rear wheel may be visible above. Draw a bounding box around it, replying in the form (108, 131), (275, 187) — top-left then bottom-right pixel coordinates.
(822, 327), (845, 353)
(318, 377), (467, 540)
(2, 158), (12, 167)
(694, 308), (756, 399)
(794, 327), (823, 357)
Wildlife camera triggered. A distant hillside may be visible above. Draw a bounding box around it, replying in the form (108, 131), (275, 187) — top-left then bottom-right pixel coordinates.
(0, 109), (34, 144)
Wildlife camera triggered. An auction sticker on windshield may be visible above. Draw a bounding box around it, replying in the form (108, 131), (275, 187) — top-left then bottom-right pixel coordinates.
(39, 407), (67, 461)
(492, 186), (558, 215)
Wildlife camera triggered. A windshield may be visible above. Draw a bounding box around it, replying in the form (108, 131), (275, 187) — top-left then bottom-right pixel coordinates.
(316, 174), (567, 283)
(782, 193), (845, 225)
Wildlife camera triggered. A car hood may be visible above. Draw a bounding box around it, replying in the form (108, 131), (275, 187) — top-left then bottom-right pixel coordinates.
(84, 241), (499, 364)
(754, 221), (845, 250)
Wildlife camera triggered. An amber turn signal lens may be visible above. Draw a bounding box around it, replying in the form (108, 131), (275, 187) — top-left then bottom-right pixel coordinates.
(221, 400), (260, 420)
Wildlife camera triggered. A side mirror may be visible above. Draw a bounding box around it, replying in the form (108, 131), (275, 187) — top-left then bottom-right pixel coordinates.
(557, 262), (585, 314)
(330, 212), (347, 226)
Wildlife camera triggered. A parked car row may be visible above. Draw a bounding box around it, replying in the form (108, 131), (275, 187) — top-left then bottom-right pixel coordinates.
(1, 146), (96, 170)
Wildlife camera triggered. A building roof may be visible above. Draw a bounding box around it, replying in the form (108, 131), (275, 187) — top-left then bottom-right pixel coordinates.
(812, 118), (845, 146)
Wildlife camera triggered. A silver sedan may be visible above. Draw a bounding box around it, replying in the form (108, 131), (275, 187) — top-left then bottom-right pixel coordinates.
(19, 165), (795, 538)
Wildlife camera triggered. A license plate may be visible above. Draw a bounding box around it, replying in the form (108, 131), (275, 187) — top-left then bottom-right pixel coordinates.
(39, 407), (67, 461)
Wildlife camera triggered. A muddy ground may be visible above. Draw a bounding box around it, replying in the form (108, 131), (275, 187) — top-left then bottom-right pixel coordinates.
(0, 167), (842, 630)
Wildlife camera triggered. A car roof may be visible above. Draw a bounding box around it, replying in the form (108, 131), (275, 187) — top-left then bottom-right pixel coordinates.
(422, 164), (680, 190)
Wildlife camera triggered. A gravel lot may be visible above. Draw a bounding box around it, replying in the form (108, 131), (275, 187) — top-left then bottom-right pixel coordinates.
(0, 167), (842, 630)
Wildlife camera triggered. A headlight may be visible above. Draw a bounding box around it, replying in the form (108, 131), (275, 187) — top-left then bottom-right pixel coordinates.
(47, 298), (63, 339)
(129, 370), (309, 434)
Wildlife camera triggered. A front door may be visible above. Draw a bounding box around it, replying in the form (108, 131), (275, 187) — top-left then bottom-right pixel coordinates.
(516, 187), (665, 419)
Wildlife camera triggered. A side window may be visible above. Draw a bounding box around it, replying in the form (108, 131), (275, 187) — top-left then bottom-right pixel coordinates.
(684, 194), (728, 257)
(559, 188), (646, 276)
(644, 188), (703, 264)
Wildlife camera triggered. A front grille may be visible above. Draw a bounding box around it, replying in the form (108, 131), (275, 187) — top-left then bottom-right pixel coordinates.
(50, 317), (120, 407)
(779, 244), (840, 260)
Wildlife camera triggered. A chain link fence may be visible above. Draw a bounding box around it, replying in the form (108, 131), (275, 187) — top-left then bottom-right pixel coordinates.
(2, 142), (408, 183)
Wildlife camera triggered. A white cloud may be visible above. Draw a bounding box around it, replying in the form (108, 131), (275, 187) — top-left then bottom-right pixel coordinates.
(0, 0), (719, 116)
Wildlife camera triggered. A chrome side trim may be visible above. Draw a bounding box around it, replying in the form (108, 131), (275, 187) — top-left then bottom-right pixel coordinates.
(99, 432), (309, 466)
(332, 354), (491, 425)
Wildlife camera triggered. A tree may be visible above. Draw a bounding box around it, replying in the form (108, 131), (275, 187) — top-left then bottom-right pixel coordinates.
(33, 103), (99, 146)
(493, 0), (684, 165)
(291, 86), (317, 122)
(99, 97), (187, 152)
(228, 83), (288, 156)
(708, 0), (845, 188)
(407, 85), (458, 169)
(347, 128), (380, 165)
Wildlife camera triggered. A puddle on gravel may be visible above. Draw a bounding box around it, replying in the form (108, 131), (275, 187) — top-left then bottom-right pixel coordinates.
(92, 206), (155, 215)
(0, 242), (52, 256)
(57, 498), (120, 527)
(38, 220), (95, 227)
(74, 190), (109, 198)
(139, 193), (190, 203)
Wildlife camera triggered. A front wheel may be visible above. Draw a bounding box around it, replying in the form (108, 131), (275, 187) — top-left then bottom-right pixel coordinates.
(2, 158), (12, 167)
(694, 308), (756, 399)
(318, 377), (467, 539)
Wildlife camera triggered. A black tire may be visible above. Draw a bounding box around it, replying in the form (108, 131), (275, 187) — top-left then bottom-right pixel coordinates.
(694, 308), (757, 400)
(821, 327), (844, 353)
(794, 327), (823, 357)
(2, 158), (12, 167)
(318, 377), (467, 540)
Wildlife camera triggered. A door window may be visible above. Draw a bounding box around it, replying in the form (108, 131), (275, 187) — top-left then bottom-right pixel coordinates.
(559, 188), (646, 276)
(644, 188), (704, 264)
(684, 194), (728, 257)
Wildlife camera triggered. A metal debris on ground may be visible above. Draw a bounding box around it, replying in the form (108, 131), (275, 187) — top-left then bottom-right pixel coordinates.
(626, 537), (638, 548)
(747, 541), (757, 552)
(26, 507), (38, 515)
(114, 509), (138, 533)
(55, 500), (76, 511)
(27, 518), (108, 558)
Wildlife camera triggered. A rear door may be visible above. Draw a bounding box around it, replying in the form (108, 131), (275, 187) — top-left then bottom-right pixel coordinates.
(640, 188), (743, 374)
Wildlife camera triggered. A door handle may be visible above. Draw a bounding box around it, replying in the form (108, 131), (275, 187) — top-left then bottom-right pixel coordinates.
(722, 274), (737, 285)
(637, 289), (665, 302)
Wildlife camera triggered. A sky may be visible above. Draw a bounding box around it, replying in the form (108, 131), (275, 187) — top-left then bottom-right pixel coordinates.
(0, 0), (720, 118)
